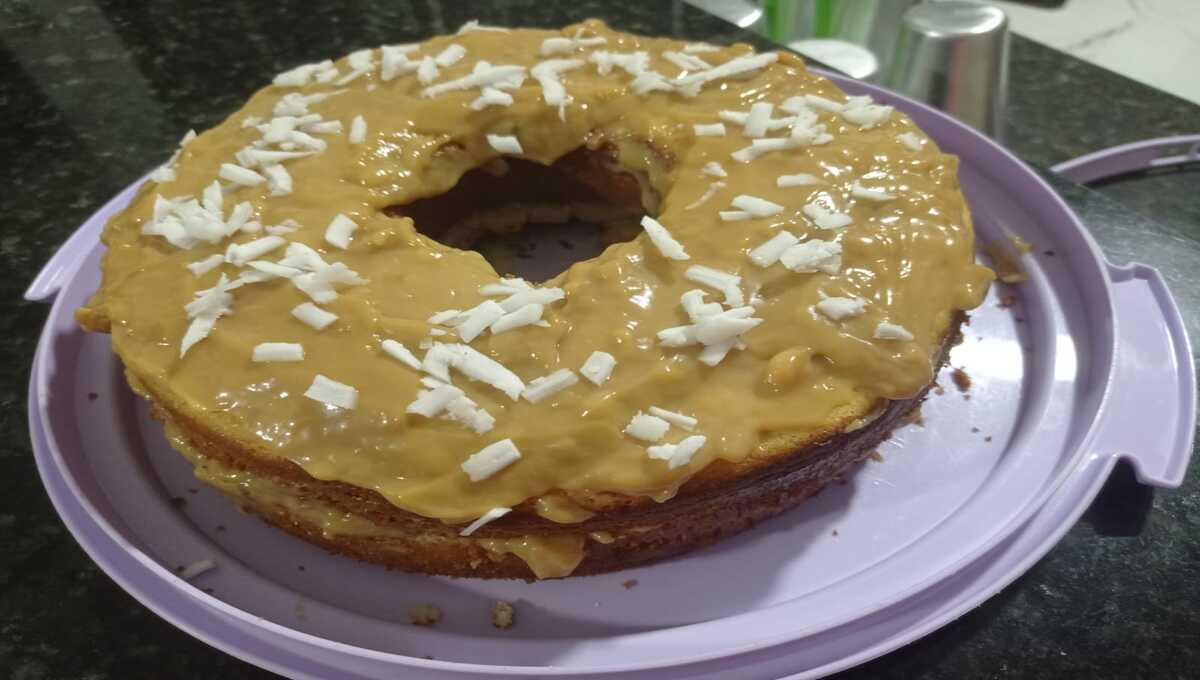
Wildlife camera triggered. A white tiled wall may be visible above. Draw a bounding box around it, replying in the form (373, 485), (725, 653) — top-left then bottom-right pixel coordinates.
(990, 0), (1200, 105)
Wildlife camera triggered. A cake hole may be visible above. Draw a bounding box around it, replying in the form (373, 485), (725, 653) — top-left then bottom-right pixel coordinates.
(385, 147), (649, 282)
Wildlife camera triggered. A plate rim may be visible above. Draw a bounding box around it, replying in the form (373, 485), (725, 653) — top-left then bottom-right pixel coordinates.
(25, 71), (1162, 675)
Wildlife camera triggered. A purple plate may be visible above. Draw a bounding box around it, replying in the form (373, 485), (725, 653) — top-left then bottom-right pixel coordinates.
(26, 72), (1194, 678)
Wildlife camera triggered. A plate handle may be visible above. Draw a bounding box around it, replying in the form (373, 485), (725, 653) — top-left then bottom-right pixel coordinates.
(1095, 262), (1195, 488)
(25, 218), (105, 303)
(24, 173), (149, 304)
(1051, 135), (1200, 184)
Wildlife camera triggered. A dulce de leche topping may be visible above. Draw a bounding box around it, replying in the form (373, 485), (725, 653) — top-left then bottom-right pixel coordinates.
(80, 20), (993, 527)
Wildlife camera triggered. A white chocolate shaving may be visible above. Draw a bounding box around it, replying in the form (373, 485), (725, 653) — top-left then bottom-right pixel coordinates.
(730, 194), (784, 217)
(748, 231), (800, 268)
(674, 52), (778, 97)
(456, 300), (506, 342)
(348, 115), (367, 144)
(640, 216), (689, 260)
(816, 296), (868, 321)
(381, 339), (422, 370)
(180, 274), (236, 357)
(470, 87), (514, 110)
(685, 265), (744, 307)
(422, 343), (525, 400)
(263, 164), (293, 196)
(804, 94), (845, 113)
(589, 50), (650, 76)
(324, 213), (359, 250)
(780, 239), (842, 274)
(178, 559), (217, 580)
(742, 102), (774, 138)
(662, 50), (712, 72)
(479, 277), (533, 296)
(777, 173), (819, 188)
(487, 133), (524, 155)
(417, 56), (439, 84)
(273, 59), (335, 87)
(252, 342), (304, 363)
(693, 123), (726, 137)
(292, 302), (337, 330)
(186, 254), (224, 277)
(304, 374), (358, 409)
(490, 303), (545, 334)
(624, 412), (671, 442)
(841, 96), (893, 129)
(459, 507), (511, 536)
(225, 235), (286, 267)
(685, 181), (725, 211)
(851, 181), (896, 202)
(874, 321), (914, 341)
(423, 62), (526, 97)
(434, 44), (466, 68)
(898, 132), (923, 151)
(647, 406), (697, 431)
(647, 435), (706, 469)
(579, 351), (616, 386)
(803, 200), (853, 230)
(702, 161), (727, 178)
(730, 137), (792, 163)
(458, 20), (509, 34)
(218, 163), (265, 187)
(462, 439), (521, 482)
(520, 368), (579, 403)
(541, 35), (607, 56)
(531, 58), (584, 118)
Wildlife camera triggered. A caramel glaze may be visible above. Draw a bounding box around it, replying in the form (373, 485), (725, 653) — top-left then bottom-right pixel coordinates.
(79, 20), (993, 575)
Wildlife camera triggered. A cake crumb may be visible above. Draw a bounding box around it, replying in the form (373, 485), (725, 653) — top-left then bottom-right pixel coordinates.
(832, 529), (839, 536)
(1010, 235), (1034, 254)
(410, 603), (443, 627)
(1044, 250), (1056, 257)
(951, 368), (971, 392)
(933, 384), (945, 396)
(868, 450), (884, 462)
(491, 600), (515, 629)
(622, 579), (639, 590)
(904, 407), (925, 427)
(984, 436), (993, 442)
(983, 241), (1028, 283)
(87, 392), (98, 401)
(998, 294), (1017, 309)
(169, 496), (187, 509)
(971, 427), (980, 433)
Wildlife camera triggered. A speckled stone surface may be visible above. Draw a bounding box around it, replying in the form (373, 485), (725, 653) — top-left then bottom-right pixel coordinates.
(1, 2), (1196, 678)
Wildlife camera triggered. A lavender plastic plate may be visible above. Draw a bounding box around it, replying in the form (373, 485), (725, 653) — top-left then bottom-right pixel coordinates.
(26, 73), (1194, 678)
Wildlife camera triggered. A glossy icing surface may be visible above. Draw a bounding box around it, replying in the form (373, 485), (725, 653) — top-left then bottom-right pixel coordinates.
(81, 20), (992, 528)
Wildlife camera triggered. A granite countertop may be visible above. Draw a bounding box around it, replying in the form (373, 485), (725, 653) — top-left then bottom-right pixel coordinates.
(1, 1), (1197, 678)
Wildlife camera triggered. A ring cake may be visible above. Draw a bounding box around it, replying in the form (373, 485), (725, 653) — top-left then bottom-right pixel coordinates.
(77, 20), (993, 579)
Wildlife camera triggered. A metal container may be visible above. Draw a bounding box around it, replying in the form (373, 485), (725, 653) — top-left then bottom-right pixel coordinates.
(883, 1), (1010, 137)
